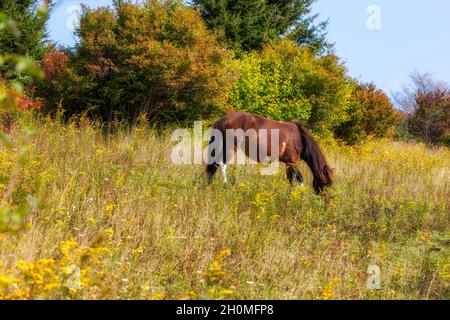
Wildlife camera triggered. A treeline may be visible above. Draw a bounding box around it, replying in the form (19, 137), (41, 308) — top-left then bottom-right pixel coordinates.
(1, 0), (448, 146)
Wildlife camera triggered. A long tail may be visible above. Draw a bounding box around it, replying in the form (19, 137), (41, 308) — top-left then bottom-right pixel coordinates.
(294, 123), (333, 193)
(206, 117), (227, 183)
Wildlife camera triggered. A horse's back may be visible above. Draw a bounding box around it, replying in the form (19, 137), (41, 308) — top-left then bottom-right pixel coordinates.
(223, 111), (297, 132)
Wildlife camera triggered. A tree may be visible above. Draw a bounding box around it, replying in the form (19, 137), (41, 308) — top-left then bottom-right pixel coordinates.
(192, 0), (329, 54)
(36, 0), (233, 123)
(395, 72), (450, 146)
(334, 81), (401, 144)
(229, 40), (351, 135)
(0, 3), (45, 111)
(0, 7), (45, 234)
(0, 0), (49, 64)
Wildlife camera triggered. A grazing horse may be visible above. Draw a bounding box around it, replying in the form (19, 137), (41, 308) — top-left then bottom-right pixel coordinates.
(205, 112), (333, 194)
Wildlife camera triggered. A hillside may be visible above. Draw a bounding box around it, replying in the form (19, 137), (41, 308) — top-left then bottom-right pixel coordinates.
(0, 117), (448, 299)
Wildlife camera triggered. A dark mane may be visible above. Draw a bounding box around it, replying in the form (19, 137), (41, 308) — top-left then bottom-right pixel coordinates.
(294, 123), (333, 193)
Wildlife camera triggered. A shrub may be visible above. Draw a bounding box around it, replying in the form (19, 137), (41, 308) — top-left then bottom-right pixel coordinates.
(36, 0), (233, 123)
(409, 89), (450, 146)
(334, 82), (401, 145)
(229, 40), (351, 135)
(396, 72), (450, 146)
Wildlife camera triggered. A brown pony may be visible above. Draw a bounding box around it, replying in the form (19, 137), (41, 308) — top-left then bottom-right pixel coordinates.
(205, 112), (333, 194)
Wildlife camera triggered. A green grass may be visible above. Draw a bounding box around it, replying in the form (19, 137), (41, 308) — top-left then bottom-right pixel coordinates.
(0, 116), (448, 299)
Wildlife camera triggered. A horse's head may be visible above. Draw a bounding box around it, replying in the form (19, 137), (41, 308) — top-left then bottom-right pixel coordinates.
(313, 165), (334, 194)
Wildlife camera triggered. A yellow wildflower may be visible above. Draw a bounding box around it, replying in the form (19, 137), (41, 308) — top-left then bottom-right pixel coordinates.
(321, 277), (340, 300)
(105, 204), (117, 212)
(151, 293), (166, 300)
(218, 289), (233, 296)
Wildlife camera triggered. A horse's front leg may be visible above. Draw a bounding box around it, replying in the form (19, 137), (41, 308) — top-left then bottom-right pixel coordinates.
(220, 142), (238, 184)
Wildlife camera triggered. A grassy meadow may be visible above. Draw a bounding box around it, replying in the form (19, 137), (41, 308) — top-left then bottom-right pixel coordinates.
(0, 116), (448, 300)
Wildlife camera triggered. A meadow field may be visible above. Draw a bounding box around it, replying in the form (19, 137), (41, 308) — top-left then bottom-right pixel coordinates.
(0, 116), (448, 300)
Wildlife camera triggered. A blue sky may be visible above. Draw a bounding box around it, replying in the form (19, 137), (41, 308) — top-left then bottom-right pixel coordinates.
(47, 0), (450, 96)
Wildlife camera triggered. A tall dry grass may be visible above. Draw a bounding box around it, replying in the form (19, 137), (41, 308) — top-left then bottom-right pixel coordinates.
(0, 115), (448, 299)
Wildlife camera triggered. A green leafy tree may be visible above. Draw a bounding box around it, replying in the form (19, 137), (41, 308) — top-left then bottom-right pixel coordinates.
(192, 0), (329, 54)
(334, 81), (401, 144)
(0, 8), (44, 234)
(36, 0), (233, 123)
(229, 40), (351, 134)
(0, 0), (49, 78)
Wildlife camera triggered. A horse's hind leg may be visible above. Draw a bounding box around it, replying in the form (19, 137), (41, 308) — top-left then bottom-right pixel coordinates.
(286, 164), (304, 186)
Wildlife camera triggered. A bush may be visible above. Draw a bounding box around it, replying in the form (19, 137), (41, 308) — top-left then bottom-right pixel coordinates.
(229, 40), (351, 135)
(334, 82), (401, 145)
(409, 89), (450, 145)
(396, 72), (450, 146)
(35, 0), (233, 123)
